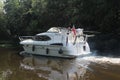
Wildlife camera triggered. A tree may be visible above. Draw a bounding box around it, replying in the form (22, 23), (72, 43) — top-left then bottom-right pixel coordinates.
(3, 0), (120, 36)
(0, 0), (8, 40)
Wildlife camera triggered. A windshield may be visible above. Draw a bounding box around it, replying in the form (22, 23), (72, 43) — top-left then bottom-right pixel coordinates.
(34, 35), (51, 41)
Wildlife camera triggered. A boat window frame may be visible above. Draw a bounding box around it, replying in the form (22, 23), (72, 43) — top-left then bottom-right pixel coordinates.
(34, 35), (51, 41)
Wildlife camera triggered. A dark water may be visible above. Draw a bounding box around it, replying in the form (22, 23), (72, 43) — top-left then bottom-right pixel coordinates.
(0, 48), (120, 80)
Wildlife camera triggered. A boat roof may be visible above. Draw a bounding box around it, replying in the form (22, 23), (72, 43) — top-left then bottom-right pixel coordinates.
(47, 27), (68, 33)
(36, 27), (68, 36)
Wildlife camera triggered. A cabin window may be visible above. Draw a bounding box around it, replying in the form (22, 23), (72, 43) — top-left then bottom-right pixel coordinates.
(50, 43), (63, 46)
(35, 35), (51, 41)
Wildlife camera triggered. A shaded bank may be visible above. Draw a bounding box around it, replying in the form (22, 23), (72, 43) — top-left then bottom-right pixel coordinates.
(89, 34), (120, 56)
(0, 38), (21, 49)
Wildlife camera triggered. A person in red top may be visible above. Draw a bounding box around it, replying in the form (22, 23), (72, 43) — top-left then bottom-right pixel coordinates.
(71, 25), (76, 36)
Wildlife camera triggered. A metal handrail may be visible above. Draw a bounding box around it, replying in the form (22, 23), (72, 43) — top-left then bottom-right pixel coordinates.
(19, 36), (34, 41)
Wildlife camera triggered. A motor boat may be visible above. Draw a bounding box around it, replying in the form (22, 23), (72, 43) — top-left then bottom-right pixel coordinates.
(19, 27), (91, 58)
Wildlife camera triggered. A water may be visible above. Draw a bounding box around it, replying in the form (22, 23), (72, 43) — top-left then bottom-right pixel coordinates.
(0, 48), (120, 80)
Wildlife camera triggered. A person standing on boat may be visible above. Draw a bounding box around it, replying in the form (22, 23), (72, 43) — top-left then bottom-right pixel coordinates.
(71, 25), (77, 37)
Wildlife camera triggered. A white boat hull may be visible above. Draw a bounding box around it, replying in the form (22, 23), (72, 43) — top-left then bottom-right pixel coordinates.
(20, 42), (90, 58)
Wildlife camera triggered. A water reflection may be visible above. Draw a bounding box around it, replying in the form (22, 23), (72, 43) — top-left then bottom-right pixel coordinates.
(20, 56), (90, 80)
(0, 48), (120, 80)
(0, 69), (12, 80)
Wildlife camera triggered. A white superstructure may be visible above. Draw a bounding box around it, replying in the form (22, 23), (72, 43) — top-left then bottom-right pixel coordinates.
(19, 27), (91, 58)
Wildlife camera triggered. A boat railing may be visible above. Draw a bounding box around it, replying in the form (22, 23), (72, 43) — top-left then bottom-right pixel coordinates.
(19, 36), (34, 41)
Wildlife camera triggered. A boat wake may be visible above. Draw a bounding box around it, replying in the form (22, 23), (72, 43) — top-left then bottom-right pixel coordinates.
(77, 51), (120, 65)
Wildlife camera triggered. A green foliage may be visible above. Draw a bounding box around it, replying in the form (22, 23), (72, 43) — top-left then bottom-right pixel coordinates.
(0, 0), (120, 37)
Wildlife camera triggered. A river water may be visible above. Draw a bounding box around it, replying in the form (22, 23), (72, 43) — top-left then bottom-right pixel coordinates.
(0, 48), (120, 80)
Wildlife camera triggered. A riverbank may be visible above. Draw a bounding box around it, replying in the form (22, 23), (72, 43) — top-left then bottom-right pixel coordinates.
(0, 40), (21, 50)
(89, 34), (120, 56)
